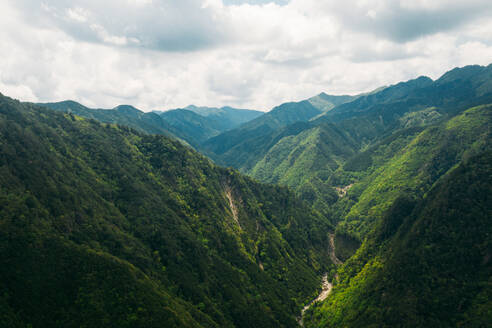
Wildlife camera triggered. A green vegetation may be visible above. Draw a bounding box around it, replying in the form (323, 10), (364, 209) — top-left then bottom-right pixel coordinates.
(38, 101), (262, 148)
(204, 64), (492, 242)
(249, 123), (357, 221)
(307, 93), (356, 113)
(157, 105), (263, 145)
(304, 150), (492, 327)
(3, 64), (492, 327)
(202, 100), (323, 168)
(337, 105), (491, 237)
(37, 100), (183, 141)
(0, 94), (333, 327)
(174, 105), (263, 128)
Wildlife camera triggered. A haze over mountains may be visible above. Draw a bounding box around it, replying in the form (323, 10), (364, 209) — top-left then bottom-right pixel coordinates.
(37, 101), (263, 148)
(1, 64), (491, 327)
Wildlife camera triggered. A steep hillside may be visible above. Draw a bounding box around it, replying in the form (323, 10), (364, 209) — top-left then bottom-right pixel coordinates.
(249, 122), (359, 220)
(159, 109), (226, 144)
(333, 104), (492, 238)
(156, 105), (263, 145)
(323, 64), (492, 127)
(305, 150), (492, 327)
(182, 105), (263, 127)
(307, 93), (356, 112)
(0, 93), (334, 328)
(203, 100), (322, 161)
(203, 93), (359, 162)
(204, 65), (492, 235)
(37, 100), (181, 140)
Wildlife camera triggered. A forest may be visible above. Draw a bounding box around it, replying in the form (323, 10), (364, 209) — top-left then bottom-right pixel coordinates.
(1, 64), (491, 327)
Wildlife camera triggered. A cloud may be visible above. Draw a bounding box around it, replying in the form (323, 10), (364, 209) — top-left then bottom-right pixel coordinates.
(13, 0), (231, 51)
(1, 0), (492, 111)
(301, 0), (492, 42)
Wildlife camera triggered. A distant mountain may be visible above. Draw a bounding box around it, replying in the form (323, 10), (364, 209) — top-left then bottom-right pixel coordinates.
(158, 109), (225, 145)
(202, 100), (323, 168)
(156, 105), (263, 145)
(203, 64), (492, 234)
(37, 100), (185, 141)
(183, 105), (263, 126)
(322, 64), (492, 124)
(38, 102), (262, 148)
(0, 93), (334, 328)
(307, 93), (356, 112)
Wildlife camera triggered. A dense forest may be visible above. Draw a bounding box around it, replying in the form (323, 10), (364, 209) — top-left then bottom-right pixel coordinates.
(0, 94), (334, 327)
(1, 64), (491, 327)
(304, 150), (492, 327)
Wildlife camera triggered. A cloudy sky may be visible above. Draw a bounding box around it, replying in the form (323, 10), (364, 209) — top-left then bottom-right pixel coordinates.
(1, 0), (492, 111)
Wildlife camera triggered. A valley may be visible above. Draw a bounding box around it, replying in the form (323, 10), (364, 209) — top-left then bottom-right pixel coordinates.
(1, 64), (491, 327)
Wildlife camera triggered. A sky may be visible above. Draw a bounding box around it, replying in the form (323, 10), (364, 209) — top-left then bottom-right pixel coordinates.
(1, 0), (492, 112)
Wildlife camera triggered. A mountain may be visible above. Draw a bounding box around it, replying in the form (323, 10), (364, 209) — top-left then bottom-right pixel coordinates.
(307, 93), (356, 112)
(202, 100), (324, 168)
(183, 105), (263, 127)
(3, 63), (491, 327)
(37, 100), (188, 142)
(249, 122), (359, 222)
(322, 64), (492, 126)
(157, 106), (263, 145)
(158, 109), (226, 145)
(203, 65), (492, 224)
(38, 101), (263, 148)
(333, 103), (492, 238)
(0, 93), (335, 328)
(305, 150), (492, 327)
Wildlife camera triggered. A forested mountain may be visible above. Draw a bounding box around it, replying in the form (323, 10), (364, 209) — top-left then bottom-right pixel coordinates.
(203, 65), (492, 228)
(0, 93), (335, 328)
(38, 101), (262, 148)
(174, 105), (263, 128)
(305, 150), (492, 327)
(202, 101), (322, 161)
(156, 106), (263, 145)
(158, 109), (226, 145)
(37, 100), (182, 140)
(2, 64), (491, 328)
(307, 93), (356, 112)
(331, 104), (491, 238)
(201, 95), (355, 170)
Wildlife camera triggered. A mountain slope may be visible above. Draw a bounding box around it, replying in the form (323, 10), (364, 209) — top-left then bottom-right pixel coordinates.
(156, 105), (263, 145)
(37, 100), (180, 139)
(333, 104), (492, 238)
(0, 93), (334, 328)
(305, 150), (492, 327)
(249, 122), (359, 220)
(203, 100), (322, 162)
(323, 64), (492, 127)
(204, 65), (492, 227)
(159, 109), (226, 144)
(182, 105), (263, 127)
(158, 106), (263, 145)
(307, 93), (356, 112)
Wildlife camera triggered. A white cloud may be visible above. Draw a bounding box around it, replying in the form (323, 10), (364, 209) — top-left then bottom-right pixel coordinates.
(1, 0), (492, 111)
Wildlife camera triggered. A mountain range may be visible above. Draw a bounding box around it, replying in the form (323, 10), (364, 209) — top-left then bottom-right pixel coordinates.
(37, 102), (263, 149)
(2, 63), (491, 327)
(0, 94), (333, 327)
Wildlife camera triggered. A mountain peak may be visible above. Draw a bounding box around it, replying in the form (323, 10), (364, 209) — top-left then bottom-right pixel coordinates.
(436, 64), (488, 84)
(113, 104), (142, 115)
(308, 93), (356, 112)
